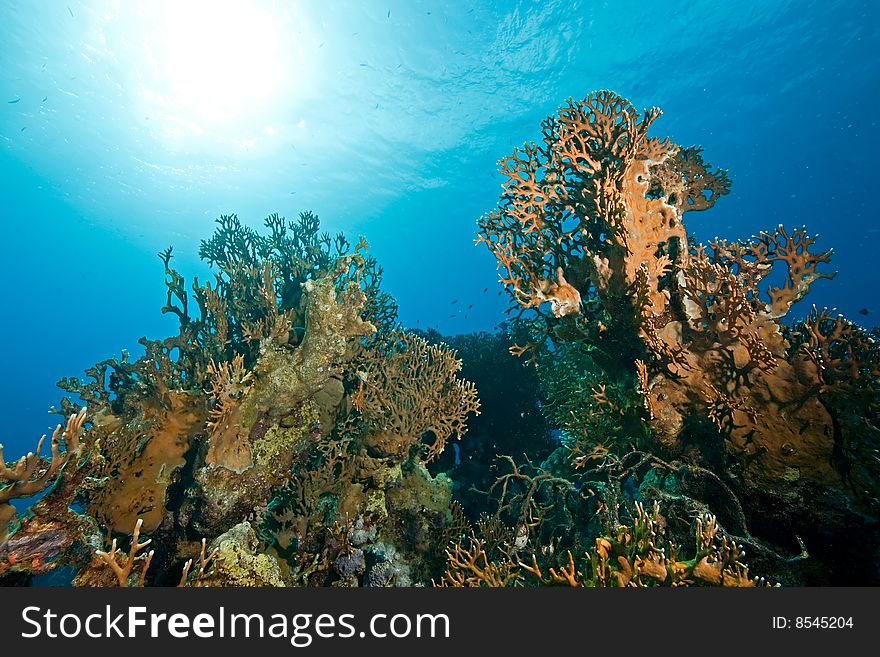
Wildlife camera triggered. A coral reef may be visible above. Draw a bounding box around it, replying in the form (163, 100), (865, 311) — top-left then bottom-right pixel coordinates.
(197, 522), (287, 587)
(440, 500), (770, 587)
(1, 212), (479, 587)
(1, 89), (877, 588)
(358, 331), (480, 462)
(0, 409), (87, 543)
(476, 89), (880, 583)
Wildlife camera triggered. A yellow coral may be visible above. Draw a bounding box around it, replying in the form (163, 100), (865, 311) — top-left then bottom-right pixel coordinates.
(200, 522), (287, 587)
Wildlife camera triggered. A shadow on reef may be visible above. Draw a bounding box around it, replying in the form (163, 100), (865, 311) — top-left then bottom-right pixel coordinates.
(418, 328), (556, 518)
(1, 89), (878, 587)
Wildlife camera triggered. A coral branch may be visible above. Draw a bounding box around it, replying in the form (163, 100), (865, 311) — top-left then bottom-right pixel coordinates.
(93, 518), (154, 587)
(0, 408), (86, 543)
(360, 331), (480, 462)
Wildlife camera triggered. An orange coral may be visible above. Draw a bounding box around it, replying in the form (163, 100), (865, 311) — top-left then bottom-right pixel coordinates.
(437, 533), (521, 587)
(359, 331), (480, 462)
(205, 354), (255, 474)
(523, 502), (771, 587)
(441, 501), (770, 588)
(477, 90), (864, 502)
(1, 408), (86, 543)
(94, 518), (154, 587)
(89, 386), (204, 534)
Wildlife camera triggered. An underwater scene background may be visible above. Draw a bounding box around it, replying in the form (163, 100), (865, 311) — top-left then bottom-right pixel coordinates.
(0, 0), (877, 586)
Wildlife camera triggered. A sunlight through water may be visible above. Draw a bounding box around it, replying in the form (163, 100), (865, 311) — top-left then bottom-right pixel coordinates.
(143, 0), (284, 124)
(130, 0), (297, 147)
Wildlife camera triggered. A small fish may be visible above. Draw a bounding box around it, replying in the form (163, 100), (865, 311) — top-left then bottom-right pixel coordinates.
(858, 308), (872, 316)
(7, 97), (20, 103)
(42, 96), (47, 102)
(483, 287), (488, 293)
(68, 5), (74, 17)
(387, 9), (391, 18)
(450, 299), (458, 305)
(468, 304), (473, 309)
(449, 314), (457, 318)
(20, 126), (26, 131)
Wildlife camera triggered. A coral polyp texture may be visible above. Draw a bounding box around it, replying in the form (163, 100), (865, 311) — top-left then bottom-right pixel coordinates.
(1, 90), (877, 587)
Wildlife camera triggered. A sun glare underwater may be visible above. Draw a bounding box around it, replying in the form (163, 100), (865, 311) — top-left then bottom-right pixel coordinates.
(0, 0), (878, 587)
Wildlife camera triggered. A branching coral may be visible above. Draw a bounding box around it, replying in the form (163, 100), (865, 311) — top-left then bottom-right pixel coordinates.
(476, 89), (876, 514)
(438, 500), (770, 587)
(796, 306), (880, 388)
(71, 517), (155, 587)
(476, 90), (708, 358)
(7, 208), (439, 588)
(94, 518), (154, 587)
(789, 307), (880, 505)
(358, 331), (480, 462)
(178, 537), (219, 586)
(436, 533), (522, 587)
(195, 212), (397, 360)
(519, 501), (770, 587)
(3, 202), (471, 588)
(0, 408), (86, 543)
(192, 253), (376, 534)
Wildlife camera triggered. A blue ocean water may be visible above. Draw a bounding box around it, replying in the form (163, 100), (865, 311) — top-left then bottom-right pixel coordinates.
(0, 0), (876, 454)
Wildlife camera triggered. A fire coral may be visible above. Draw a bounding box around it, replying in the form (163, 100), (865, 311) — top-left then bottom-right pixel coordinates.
(477, 90), (879, 572)
(1, 212), (481, 586)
